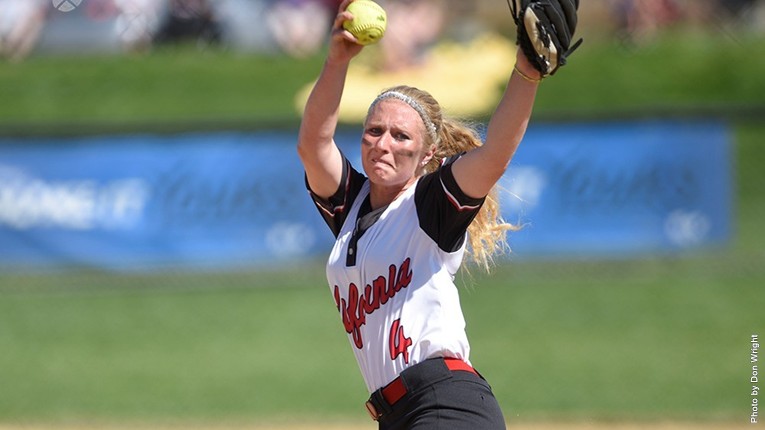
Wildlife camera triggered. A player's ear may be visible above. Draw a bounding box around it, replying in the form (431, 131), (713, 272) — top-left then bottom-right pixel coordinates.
(420, 144), (436, 166)
(420, 145), (436, 166)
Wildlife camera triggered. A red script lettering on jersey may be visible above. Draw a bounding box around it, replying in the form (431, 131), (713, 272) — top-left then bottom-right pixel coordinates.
(333, 258), (413, 349)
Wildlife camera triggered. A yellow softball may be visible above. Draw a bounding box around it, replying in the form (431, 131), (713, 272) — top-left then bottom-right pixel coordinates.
(343, 0), (387, 45)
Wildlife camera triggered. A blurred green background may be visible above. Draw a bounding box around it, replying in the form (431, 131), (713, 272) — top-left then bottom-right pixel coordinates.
(1, 0), (764, 427)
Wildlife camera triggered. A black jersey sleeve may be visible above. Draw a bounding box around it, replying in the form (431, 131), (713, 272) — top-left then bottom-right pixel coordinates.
(414, 155), (487, 253)
(305, 155), (367, 237)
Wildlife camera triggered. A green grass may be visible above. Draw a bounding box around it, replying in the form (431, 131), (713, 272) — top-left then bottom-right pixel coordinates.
(1, 33), (763, 133)
(467, 257), (763, 422)
(0, 30), (763, 424)
(1, 253), (762, 423)
(0, 46), (324, 132)
(0, 279), (363, 423)
(537, 31), (765, 117)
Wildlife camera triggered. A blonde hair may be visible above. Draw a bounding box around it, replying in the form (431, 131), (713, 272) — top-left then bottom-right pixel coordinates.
(372, 85), (519, 272)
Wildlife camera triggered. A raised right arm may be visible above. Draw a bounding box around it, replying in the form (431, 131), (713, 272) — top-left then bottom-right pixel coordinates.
(297, 0), (364, 199)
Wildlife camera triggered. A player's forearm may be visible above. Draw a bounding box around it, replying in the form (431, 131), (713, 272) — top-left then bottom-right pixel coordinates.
(484, 71), (538, 160)
(483, 51), (540, 158)
(451, 76), (537, 199)
(297, 60), (349, 199)
(298, 60), (350, 152)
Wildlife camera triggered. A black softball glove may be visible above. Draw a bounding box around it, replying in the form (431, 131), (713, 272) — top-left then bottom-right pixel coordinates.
(509, 0), (583, 77)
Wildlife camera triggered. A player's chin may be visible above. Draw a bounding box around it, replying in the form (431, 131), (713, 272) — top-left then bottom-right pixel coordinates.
(366, 168), (390, 184)
(366, 166), (404, 187)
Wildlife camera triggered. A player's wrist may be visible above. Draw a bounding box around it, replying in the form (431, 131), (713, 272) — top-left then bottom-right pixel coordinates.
(513, 64), (543, 83)
(325, 52), (353, 69)
(513, 52), (543, 83)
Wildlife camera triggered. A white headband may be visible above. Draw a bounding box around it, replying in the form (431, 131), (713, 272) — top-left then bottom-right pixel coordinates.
(368, 90), (439, 144)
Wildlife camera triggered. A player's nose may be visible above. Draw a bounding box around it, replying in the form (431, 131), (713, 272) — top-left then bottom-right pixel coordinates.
(372, 131), (393, 151)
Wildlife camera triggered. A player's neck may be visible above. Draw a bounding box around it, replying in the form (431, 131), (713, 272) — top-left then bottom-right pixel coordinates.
(368, 177), (418, 209)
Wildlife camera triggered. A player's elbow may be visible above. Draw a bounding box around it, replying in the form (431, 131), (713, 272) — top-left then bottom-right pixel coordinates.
(480, 162), (511, 190)
(296, 131), (321, 162)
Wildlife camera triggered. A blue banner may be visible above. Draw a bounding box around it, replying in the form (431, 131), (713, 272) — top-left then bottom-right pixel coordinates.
(0, 132), (327, 270)
(495, 121), (732, 257)
(0, 120), (732, 270)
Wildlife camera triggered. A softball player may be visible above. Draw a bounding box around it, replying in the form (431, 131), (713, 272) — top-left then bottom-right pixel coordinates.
(297, 0), (562, 427)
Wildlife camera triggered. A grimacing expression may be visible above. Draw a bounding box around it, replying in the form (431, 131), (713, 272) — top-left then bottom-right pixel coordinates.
(361, 99), (434, 189)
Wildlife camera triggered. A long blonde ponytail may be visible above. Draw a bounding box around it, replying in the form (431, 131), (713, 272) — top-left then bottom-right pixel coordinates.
(431, 118), (518, 272)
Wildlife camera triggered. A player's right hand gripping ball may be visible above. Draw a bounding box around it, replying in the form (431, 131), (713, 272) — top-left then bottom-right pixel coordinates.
(510, 0), (583, 77)
(343, 0), (387, 45)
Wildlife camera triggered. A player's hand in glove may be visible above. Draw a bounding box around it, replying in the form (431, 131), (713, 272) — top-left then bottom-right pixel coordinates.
(509, 0), (583, 78)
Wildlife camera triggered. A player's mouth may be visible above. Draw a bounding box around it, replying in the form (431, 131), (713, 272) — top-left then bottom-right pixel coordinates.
(371, 158), (393, 168)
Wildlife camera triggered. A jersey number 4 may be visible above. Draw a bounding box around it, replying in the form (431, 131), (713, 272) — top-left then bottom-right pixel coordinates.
(389, 319), (412, 364)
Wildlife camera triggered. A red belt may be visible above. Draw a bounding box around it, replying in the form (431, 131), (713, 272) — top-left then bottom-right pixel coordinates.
(365, 358), (478, 421)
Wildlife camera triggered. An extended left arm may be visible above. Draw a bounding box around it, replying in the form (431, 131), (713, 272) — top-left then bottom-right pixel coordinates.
(451, 0), (581, 198)
(450, 51), (540, 199)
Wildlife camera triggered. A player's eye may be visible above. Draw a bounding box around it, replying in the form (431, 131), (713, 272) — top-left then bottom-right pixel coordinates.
(366, 127), (382, 136)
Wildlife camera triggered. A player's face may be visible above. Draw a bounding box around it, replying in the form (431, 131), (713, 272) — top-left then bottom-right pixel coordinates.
(362, 99), (434, 190)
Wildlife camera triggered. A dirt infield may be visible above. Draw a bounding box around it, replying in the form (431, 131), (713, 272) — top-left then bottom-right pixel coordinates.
(0, 423), (754, 430)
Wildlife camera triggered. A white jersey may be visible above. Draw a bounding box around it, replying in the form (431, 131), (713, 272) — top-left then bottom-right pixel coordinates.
(308, 155), (485, 393)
